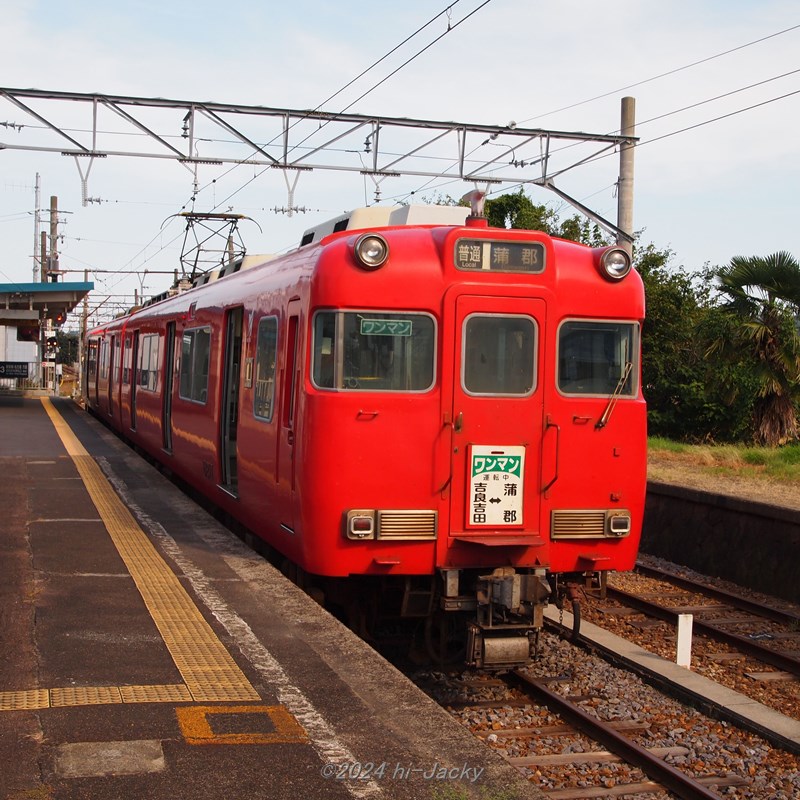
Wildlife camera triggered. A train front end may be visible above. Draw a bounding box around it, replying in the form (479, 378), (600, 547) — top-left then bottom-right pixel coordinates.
(300, 206), (646, 669)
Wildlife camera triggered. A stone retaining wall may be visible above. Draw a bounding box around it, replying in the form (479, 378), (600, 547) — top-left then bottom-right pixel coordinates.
(643, 481), (800, 605)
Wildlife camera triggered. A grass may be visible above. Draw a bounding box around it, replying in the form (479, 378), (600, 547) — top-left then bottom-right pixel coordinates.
(648, 437), (800, 482)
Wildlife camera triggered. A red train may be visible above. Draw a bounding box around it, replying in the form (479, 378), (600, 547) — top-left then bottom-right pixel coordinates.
(84, 202), (646, 669)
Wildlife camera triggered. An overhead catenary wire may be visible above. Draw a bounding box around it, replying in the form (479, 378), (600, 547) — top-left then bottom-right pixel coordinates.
(184, 1), (474, 209)
(391, 58), (800, 207)
(453, 86), (800, 209)
(392, 23), (800, 204)
(87, 2), (487, 302)
(80, 4), (772, 291)
(42, 16), (798, 318)
(515, 22), (800, 125)
(210, 0), (496, 213)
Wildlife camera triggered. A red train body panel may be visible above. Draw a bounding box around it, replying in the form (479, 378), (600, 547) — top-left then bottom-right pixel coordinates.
(84, 206), (646, 668)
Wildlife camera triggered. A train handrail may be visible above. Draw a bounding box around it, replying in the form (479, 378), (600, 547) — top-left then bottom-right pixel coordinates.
(541, 416), (560, 493)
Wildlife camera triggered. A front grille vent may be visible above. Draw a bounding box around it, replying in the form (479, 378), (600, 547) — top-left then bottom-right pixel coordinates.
(551, 510), (607, 539)
(377, 510), (438, 540)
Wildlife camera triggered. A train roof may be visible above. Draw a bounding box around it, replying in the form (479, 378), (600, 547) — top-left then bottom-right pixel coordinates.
(299, 204), (470, 246)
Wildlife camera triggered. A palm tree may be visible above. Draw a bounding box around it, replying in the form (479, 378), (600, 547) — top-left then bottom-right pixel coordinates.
(711, 251), (800, 446)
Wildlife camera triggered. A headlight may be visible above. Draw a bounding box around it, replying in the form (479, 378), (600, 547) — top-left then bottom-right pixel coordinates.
(346, 510), (376, 539)
(354, 234), (389, 270)
(599, 248), (632, 281)
(608, 513), (631, 536)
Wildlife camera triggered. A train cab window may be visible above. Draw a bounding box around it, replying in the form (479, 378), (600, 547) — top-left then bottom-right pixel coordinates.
(312, 310), (435, 392)
(179, 327), (211, 403)
(462, 314), (537, 396)
(557, 320), (637, 396)
(253, 316), (278, 421)
(138, 333), (161, 392)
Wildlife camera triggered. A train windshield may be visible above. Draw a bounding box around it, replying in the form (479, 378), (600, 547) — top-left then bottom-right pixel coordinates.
(312, 310), (435, 391)
(557, 320), (638, 396)
(462, 314), (537, 396)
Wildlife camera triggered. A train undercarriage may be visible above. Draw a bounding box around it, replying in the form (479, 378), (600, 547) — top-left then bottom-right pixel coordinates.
(319, 565), (607, 671)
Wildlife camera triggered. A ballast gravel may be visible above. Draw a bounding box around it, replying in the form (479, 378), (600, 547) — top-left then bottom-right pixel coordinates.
(415, 633), (800, 799)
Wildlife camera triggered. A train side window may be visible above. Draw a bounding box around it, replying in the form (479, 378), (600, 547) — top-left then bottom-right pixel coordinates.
(138, 333), (161, 392)
(253, 316), (278, 421)
(557, 320), (637, 396)
(311, 310), (435, 392)
(462, 314), (537, 396)
(87, 341), (98, 379)
(122, 335), (132, 385)
(179, 327), (211, 403)
(99, 340), (109, 379)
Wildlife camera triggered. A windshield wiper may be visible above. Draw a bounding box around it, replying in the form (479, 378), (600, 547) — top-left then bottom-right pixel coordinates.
(595, 361), (633, 430)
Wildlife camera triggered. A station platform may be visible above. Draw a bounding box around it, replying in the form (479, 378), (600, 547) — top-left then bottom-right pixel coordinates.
(0, 395), (543, 800)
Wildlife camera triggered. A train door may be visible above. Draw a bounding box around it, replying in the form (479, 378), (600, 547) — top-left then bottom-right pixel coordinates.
(162, 322), (176, 452)
(130, 331), (139, 431)
(86, 339), (99, 407)
(220, 307), (243, 494)
(107, 335), (116, 417)
(277, 300), (301, 531)
(448, 295), (545, 544)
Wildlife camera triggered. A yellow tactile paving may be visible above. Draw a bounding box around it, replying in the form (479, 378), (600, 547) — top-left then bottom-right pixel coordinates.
(38, 397), (260, 704)
(0, 689), (49, 711)
(0, 684), (193, 710)
(51, 686), (123, 707)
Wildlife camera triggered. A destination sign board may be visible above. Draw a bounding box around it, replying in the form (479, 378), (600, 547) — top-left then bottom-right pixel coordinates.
(455, 239), (546, 274)
(467, 445), (525, 527)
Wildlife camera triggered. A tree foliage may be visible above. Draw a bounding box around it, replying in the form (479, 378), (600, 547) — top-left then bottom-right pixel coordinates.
(639, 246), (800, 445)
(636, 245), (769, 442)
(708, 252), (800, 445)
(56, 330), (79, 365)
(484, 189), (608, 245)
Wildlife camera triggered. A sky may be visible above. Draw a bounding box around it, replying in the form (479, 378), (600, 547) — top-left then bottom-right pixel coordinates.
(1, 0), (798, 327)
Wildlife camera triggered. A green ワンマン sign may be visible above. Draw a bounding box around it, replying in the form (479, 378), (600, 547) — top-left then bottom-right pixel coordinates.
(359, 319), (412, 336)
(471, 454), (522, 478)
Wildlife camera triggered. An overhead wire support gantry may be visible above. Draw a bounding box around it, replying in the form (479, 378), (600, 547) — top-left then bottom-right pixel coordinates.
(0, 86), (637, 242)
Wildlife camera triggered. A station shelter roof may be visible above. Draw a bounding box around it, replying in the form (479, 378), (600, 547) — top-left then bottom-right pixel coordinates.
(0, 281), (93, 327)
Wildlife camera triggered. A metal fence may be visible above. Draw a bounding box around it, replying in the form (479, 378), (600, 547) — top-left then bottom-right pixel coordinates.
(0, 361), (76, 396)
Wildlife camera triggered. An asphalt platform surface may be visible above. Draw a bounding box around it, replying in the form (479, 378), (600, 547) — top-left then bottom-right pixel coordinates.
(0, 394), (544, 800)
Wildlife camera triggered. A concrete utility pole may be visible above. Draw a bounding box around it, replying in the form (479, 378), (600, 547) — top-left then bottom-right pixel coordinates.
(617, 97), (635, 254)
(49, 195), (60, 280)
(40, 231), (47, 283)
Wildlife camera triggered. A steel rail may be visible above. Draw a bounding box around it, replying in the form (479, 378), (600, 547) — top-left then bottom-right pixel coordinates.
(606, 587), (800, 677)
(508, 670), (725, 800)
(635, 562), (800, 627)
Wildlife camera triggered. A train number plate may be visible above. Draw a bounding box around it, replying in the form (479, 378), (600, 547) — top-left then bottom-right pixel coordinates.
(467, 445), (524, 527)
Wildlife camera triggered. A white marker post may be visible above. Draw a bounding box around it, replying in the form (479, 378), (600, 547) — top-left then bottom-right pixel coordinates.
(676, 614), (693, 668)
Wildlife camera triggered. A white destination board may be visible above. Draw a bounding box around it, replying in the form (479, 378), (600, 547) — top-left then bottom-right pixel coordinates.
(467, 445), (525, 527)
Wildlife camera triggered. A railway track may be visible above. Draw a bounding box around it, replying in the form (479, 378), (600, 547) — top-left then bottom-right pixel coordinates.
(602, 585), (800, 677)
(413, 557), (800, 799)
(505, 670), (736, 799)
(577, 558), (800, 723)
(426, 665), (753, 799)
(632, 562), (800, 629)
